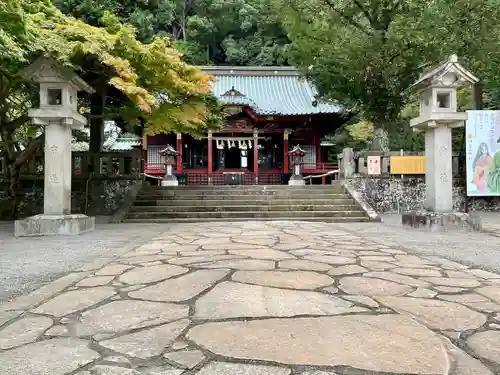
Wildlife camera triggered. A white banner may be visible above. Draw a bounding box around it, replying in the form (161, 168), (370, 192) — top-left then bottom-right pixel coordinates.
(466, 110), (500, 196)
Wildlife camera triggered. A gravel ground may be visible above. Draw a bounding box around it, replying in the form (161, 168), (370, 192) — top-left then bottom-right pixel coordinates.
(0, 218), (167, 303)
(338, 212), (500, 273)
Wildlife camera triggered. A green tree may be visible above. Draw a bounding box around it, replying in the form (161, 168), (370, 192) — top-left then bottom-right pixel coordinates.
(280, 0), (500, 150)
(185, 0), (290, 65)
(54, 0), (291, 65)
(0, 0), (220, 217)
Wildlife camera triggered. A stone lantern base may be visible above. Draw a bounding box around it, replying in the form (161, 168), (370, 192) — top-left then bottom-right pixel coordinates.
(14, 214), (95, 237)
(401, 211), (482, 232)
(161, 175), (179, 187)
(288, 174), (305, 186)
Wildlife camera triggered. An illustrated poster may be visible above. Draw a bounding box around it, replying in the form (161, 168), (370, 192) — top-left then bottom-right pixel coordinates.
(466, 110), (500, 196)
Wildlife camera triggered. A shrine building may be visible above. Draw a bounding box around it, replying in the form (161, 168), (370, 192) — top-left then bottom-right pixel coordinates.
(143, 66), (347, 185)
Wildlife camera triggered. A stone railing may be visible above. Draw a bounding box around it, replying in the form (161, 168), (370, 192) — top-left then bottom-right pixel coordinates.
(337, 149), (462, 178)
(0, 151), (143, 180)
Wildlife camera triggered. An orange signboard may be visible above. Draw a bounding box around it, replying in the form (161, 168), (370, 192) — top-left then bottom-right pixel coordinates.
(390, 156), (425, 175)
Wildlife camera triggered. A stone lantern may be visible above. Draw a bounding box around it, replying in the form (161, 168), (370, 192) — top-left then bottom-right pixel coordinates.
(159, 145), (180, 186)
(14, 57), (96, 237)
(287, 145), (306, 186)
(409, 55), (479, 213)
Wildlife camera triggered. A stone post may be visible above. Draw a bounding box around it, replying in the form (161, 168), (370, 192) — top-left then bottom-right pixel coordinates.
(341, 148), (355, 178)
(425, 123), (453, 212)
(357, 156), (367, 175)
(44, 121), (73, 215)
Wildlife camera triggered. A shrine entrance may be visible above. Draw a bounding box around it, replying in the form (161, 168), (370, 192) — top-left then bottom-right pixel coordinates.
(214, 136), (255, 173)
(224, 147), (241, 169)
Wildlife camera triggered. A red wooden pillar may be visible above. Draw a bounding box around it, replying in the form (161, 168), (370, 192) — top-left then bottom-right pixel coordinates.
(283, 129), (289, 173)
(176, 133), (182, 173)
(253, 129), (259, 183)
(207, 131), (213, 184)
(316, 135), (322, 168)
(142, 134), (148, 170)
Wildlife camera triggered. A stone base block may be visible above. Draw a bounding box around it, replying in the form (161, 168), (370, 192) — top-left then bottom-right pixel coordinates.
(14, 214), (95, 237)
(402, 211), (482, 232)
(288, 175), (305, 186)
(161, 176), (178, 187)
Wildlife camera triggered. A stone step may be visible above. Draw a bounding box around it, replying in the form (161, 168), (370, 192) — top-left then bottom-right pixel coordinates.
(133, 198), (356, 206)
(136, 193), (352, 201)
(126, 210), (367, 219)
(145, 185), (344, 190)
(129, 204), (362, 213)
(123, 216), (371, 223)
(139, 187), (346, 197)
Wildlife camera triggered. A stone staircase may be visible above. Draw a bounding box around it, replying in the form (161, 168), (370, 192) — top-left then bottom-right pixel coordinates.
(123, 184), (373, 223)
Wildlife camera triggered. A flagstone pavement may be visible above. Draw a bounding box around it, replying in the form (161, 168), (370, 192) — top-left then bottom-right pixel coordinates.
(1, 221), (500, 375)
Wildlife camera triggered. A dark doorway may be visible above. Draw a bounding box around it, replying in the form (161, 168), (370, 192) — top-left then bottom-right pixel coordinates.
(225, 147), (241, 169)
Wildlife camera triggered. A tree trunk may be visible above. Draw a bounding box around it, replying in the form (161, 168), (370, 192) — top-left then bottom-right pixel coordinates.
(371, 127), (389, 151)
(6, 161), (20, 219)
(89, 92), (106, 153)
(0, 130), (44, 219)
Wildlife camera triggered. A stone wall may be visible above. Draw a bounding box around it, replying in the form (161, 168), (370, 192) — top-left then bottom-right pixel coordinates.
(346, 176), (500, 213)
(0, 178), (139, 219)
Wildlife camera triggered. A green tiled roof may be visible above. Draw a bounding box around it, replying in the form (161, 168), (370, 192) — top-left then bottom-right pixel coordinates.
(202, 66), (342, 116)
(108, 133), (141, 151)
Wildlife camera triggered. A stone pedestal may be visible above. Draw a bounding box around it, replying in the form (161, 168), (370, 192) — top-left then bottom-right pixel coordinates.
(161, 164), (178, 186)
(425, 125), (453, 212)
(402, 211), (482, 232)
(14, 214), (95, 237)
(288, 175), (305, 186)
(161, 176), (179, 187)
(288, 164), (305, 185)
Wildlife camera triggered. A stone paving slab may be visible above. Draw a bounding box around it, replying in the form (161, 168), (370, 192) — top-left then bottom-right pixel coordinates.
(1, 220), (500, 375)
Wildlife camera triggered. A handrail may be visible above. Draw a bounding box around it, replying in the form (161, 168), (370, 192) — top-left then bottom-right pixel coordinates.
(300, 162), (338, 170)
(303, 169), (339, 185)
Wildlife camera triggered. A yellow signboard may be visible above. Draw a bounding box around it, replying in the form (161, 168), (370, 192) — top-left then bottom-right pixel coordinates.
(390, 156), (426, 175)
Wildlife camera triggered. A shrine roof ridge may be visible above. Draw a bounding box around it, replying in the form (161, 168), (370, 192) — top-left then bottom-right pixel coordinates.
(202, 66), (342, 116)
(200, 66), (300, 76)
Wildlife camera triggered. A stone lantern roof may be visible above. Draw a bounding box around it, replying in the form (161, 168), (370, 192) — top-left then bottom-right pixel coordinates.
(287, 145), (307, 157)
(158, 144), (180, 156)
(409, 55), (479, 94)
(21, 57), (95, 94)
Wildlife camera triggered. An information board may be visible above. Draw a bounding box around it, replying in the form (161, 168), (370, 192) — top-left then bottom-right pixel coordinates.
(466, 110), (500, 196)
(389, 156), (426, 175)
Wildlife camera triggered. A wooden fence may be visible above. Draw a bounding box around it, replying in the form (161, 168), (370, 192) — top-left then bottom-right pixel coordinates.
(337, 150), (463, 178)
(0, 151), (143, 180)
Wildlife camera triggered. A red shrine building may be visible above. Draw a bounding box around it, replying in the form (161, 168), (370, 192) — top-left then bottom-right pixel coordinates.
(143, 66), (346, 185)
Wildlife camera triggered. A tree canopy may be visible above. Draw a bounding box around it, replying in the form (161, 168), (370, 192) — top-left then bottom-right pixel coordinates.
(54, 0), (291, 65)
(279, 0), (500, 149)
(0, 0), (222, 216)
